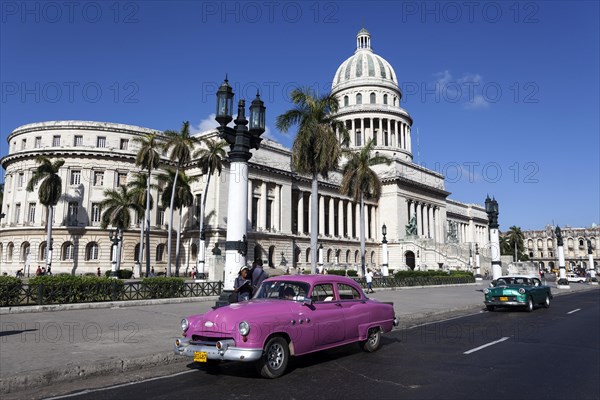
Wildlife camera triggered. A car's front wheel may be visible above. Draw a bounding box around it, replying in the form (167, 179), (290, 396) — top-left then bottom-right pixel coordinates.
(360, 328), (381, 352)
(486, 305), (495, 312)
(543, 294), (551, 308)
(257, 336), (289, 379)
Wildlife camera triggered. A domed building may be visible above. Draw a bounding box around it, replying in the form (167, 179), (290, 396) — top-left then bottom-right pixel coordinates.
(0, 29), (491, 278)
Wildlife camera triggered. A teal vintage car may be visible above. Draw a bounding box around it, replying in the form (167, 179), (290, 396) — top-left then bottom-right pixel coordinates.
(483, 275), (552, 312)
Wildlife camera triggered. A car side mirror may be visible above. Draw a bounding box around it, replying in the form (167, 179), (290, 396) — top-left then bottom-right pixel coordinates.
(302, 298), (313, 307)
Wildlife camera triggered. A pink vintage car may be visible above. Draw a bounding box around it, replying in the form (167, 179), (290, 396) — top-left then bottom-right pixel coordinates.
(174, 274), (398, 378)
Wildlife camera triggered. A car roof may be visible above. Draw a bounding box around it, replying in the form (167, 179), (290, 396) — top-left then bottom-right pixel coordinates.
(264, 274), (358, 285)
(498, 275), (539, 279)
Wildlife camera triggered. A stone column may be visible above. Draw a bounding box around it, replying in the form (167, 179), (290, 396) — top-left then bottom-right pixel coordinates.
(297, 191), (304, 234)
(318, 195), (325, 236)
(273, 184), (280, 231)
(247, 180), (253, 227)
(259, 181), (267, 230)
(347, 201), (353, 238)
(490, 227), (502, 280)
(556, 228), (570, 289)
(329, 197), (335, 236)
(416, 202), (423, 237)
(355, 203), (361, 239)
(338, 199), (344, 237)
(475, 244), (482, 280)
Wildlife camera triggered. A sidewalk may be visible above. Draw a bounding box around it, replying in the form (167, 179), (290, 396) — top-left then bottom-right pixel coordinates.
(1, 280), (597, 394)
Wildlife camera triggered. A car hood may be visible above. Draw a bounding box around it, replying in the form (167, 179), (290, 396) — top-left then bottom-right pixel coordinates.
(186, 299), (299, 335)
(488, 284), (528, 293)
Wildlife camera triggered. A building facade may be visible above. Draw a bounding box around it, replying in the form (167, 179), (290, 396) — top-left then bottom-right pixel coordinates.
(0, 29), (492, 278)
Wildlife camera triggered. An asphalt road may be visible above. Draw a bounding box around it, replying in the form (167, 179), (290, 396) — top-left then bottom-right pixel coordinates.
(48, 290), (600, 400)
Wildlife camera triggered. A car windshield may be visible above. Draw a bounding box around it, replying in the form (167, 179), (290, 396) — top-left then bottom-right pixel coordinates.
(495, 277), (531, 286)
(253, 280), (310, 301)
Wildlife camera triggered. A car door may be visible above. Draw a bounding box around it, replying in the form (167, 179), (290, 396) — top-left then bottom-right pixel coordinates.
(306, 283), (346, 349)
(336, 283), (371, 342)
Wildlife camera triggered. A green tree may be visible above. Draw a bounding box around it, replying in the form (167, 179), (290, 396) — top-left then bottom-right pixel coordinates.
(193, 138), (227, 274)
(127, 172), (158, 276)
(162, 122), (200, 276)
(26, 156), (65, 270)
(276, 88), (349, 273)
(133, 132), (162, 276)
(506, 225), (525, 261)
(499, 234), (512, 255)
(158, 169), (197, 276)
(340, 138), (391, 275)
(100, 185), (143, 273)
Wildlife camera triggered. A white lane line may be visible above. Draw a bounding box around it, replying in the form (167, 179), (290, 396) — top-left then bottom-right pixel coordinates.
(464, 337), (510, 355)
(567, 308), (581, 314)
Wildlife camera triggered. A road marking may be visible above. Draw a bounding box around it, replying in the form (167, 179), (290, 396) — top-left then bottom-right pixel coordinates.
(406, 311), (485, 330)
(567, 308), (581, 314)
(45, 370), (196, 399)
(464, 337), (510, 355)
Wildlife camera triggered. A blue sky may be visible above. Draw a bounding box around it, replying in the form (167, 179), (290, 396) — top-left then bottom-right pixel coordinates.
(1, 0), (599, 231)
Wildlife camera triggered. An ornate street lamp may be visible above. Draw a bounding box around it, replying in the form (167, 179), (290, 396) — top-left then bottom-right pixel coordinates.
(108, 229), (122, 278)
(214, 77), (266, 307)
(485, 195), (502, 280)
(555, 226), (570, 288)
(381, 224), (389, 277)
(588, 239), (597, 284)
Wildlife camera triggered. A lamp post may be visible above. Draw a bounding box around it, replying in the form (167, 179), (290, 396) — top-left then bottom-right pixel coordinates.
(469, 246), (473, 272)
(381, 224), (389, 277)
(588, 239), (597, 284)
(555, 226), (570, 288)
(214, 77), (266, 306)
(474, 243), (482, 280)
(109, 229), (122, 278)
(485, 195), (502, 280)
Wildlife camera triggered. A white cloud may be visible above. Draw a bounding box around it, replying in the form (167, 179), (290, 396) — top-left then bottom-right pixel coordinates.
(463, 94), (489, 110)
(431, 71), (490, 110)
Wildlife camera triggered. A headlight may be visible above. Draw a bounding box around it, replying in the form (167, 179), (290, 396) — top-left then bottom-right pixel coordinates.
(483, 288), (489, 294)
(238, 321), (250, 336)
(518, 288), (526, 294)
(181, 318), (189, 332)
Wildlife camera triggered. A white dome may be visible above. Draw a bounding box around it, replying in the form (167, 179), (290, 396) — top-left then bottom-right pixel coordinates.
(332, 29), (399, 92)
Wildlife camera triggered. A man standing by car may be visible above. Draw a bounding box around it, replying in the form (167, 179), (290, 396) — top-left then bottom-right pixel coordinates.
(250, 259), (269, 296)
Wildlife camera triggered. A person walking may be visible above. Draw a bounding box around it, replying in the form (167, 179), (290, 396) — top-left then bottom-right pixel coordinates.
(97, 267), (101, 277)
(366, 268), (374, 293)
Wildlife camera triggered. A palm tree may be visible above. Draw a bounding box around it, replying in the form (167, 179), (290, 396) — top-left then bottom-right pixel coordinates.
(133, 132), (162, 276)
(100, 185), (143, 273)
(340, 139), (391, 275)
(276, 88), (349, 273)
(506, 225), (525, 261)
(158, 169), (196, 276)
(127, 172), (157, 277)
(499, 234), (512, 255)
(193, 138), (227, 275)
(162, 121), (200, 276)
(26, 156), (65, 270)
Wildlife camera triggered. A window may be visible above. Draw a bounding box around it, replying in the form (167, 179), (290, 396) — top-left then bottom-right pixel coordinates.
(70, 170), (81, 185)
(86, 242), (99, 260)
(157, 208), (165, 226)
(370, 92), (376, 104)
(17, 173), (24, 188)
(312, 284), (335, 302)
(62, 242), (74, 260)
(93, 171), (104, 186)
(156, 244), (165, 261)
(52, 135), (61, 147)
(14, 203), (21, 223)
(68, 202), (78, 225)
(74, 135), (83, 147)
(39, 242), (47, 260)
(91, 203), (101, 223)
(35, 136), (42, 148)
(355, 130), (362, 146)
(356, 93), (362, 105)
(337, 283), (361, 300)
(28, 203), (36, 223)
(120, 139), (129, 150)
(344, 96), (349, 106)
(7, 242), (14, 261)
(21, 139), (27, 150)
(118, 172), (127, 186)
(383, 94), (388, 105)
(97, 136), (106, 148)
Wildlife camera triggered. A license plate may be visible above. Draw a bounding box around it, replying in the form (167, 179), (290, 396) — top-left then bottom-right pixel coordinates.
(193, 351), (207, 363)
(499, 296), (508, 302)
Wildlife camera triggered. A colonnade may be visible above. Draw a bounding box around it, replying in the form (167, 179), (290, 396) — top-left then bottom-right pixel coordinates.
(342, 117), (411, 151)
(406, 199), (442, 240)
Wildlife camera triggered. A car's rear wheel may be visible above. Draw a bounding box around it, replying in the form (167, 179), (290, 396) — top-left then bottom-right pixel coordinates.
(525, 296), (534, 312)
(543, 294), (551, 308)
(486, 305), (495, 312)
(360, 328), (381, 352)
(257, 336), (289, 379)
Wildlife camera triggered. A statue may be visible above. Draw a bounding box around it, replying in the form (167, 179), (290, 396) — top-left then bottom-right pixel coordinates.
(587, 239), (593, 255)
(555, 226), (563, 247)
(447, 221), (458, 242)
(405, 213), (418, 236)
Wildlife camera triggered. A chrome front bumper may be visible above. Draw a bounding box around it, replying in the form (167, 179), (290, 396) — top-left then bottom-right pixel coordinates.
(173, 337), (263, 362)
(484, 300), (525, 307)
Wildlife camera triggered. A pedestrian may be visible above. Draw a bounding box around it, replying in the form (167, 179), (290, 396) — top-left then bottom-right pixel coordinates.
(97, 267), (101, 277)
(47, 266), (52, 275)
(233, 266), (253, 302)
(366, 268), (374, 293)
(131, 266), (135, 279)
(41, 267), (46, 275)
(250, 259), (268, 296)
(150, 266), (155, 277)
(191, 267), (197, 279)
(36, 265), (42, 276)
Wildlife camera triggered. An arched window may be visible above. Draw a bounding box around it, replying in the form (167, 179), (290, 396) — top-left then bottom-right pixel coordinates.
(86, 242), (99, 261)
(21, 242), (31, 263)
(527, 239), (534, 249)
(39, 242), (47, 261)
(370, 251), (375, 264)
(346, 249), (351, 263)
(383, 94), (388, 105)
(327, 248), (332, 263)
(356, 93), (362, 105)
(134, 243), (141, 262)
(305, 248), (311, 263)
(156, 244), (165, 262)
(370, 92), (376, 104)
(354, 250), (360, 263)
(190, 243), (198, 261)
(344, 96), (349, 106)
(62, 242), (74, 261)
(7, 242), (14, 261)
(0, 243), (3, 263)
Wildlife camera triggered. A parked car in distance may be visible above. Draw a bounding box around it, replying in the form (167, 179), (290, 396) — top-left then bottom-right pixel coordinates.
(567, 273), (587, 283)
(174, 275), (398, 378)
(483, 275), (552, 312)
